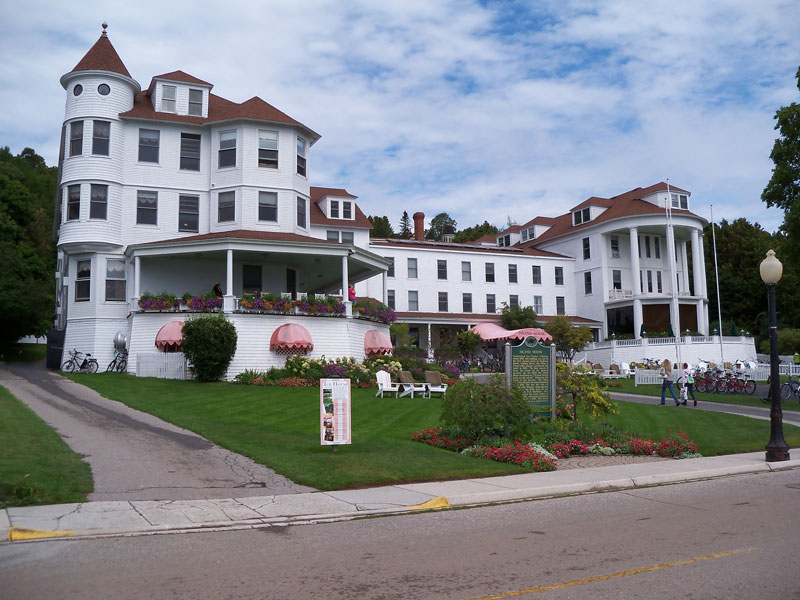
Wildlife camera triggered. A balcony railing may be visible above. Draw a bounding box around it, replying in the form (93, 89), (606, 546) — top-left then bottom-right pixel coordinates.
(608, 289), (633, 300)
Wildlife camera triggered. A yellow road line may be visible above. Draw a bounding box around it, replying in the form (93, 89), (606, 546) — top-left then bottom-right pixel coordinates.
(467, 547), (755, 600)
(9, 527), (76, 541)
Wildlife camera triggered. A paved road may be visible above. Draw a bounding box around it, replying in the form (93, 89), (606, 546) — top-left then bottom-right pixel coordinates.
(0, 362), (313, 501)
(2, 469), (797, 599)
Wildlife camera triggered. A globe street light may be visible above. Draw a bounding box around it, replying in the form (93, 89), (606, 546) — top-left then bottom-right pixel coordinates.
(759, 249), (790, 462)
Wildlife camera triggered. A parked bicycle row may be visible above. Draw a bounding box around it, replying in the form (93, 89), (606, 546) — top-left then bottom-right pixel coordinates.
(61, 348), (128, 374)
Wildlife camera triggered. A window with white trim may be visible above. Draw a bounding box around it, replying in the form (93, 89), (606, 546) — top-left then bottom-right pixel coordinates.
(218, 191), (235, 222)
(573, 207), (590, 225)
(89, 184), (107, 220)
(136, 190), (157, 225)
(486, 294), (496, 313)
(387, 257), (394, 277)
(463, 293), (472, 313)
(180, 133), (201, 170)
(533, 295), (543, 314)
(69, 121), (83, 156)
(258, 191), (277, 222)
(296, 197), (307, 228)
(92, 120), (110, 156)
(657, 271), (663, 293)
(556, 296), (565, 315)
(76, 259), (91, 302)
(509, 295), (519, 308)
(461, 261), (471, 282)
(105, 259), (126, 301)
(438, 292), (448, 312)
(342, 201), (352, 219)
(671, 193), (689, 209)
(437, 260), (447, 280)
(138, 128), (159, 163)
(67, 185), (80, 221)
(162, 85), (176, 112)
(485, 262), (494, 282)
(178, 195), (199, 232)
(554, 266), (564, 285)
(610, 235), (620, 258)
(532, 265), (541, 284)
(258, 129), (278, 168)
(341, 231), (354, 244)
(218, 130), (236, 168)
(612, 269), (622, 290)
(296, 137), (307, 176)
(582, 237), (590, 260)
(407, 258), (418, 279)
(408, 290), (419, 311)
(654, 237), (661, 259)
(330, 200), (339, 218)
(508, 264), (518, 283)
(584, 271), (592, 295)
(188, 89), (203, 116)
(387, 290), (395, 309)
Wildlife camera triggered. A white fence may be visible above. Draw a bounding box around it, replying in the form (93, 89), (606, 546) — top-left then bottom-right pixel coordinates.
(136, 352), (188, 379)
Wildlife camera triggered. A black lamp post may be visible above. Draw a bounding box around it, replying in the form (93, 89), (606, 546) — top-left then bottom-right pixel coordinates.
(760, 249), (790, 462)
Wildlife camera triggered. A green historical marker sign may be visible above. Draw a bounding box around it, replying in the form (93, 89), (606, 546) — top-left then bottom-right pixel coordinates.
(505, 337), (555, 419)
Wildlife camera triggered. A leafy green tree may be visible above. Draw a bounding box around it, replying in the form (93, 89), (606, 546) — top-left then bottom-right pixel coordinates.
(555, 363), (618, 421)
(762, 66), (800, 264)
(398, 211), (411, 238)
(368, 215), (394, 238)
(181, 314), (237, 382)
(456, 329), (482, 357)
(544, 316), (592, 362)
(500, 304), (540, 329)
(426, 212), (457, 241)
(452, 221), (498, 243)
(390, 321), (410, 347)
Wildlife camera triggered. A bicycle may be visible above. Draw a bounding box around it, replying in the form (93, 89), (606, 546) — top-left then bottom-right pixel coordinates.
(780, 375), (800, 403)
(61, 348), (99, 373)
(106, 349), (128, 373)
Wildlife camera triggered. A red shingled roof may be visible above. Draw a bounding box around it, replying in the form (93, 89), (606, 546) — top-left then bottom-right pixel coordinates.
(309, 187), (372, 229)
(138, 230), (337, 246)
(370, 237), (569, 258)
(150, 71), (212, 87)
(70, 33), (131, 78)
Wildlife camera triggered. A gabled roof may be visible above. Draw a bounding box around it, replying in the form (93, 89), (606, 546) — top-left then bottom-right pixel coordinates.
(571, 196), (614, 211)
(150, 71), (212, 88)
(70, 31), (131, 78)
(309, 187), (372, 229)
(136, 230), (337, 246)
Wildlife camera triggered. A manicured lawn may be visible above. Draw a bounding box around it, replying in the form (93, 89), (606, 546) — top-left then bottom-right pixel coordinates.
(0, 343), (48, 363)
(0, 386), (93, 508)
(66, 373), (800, 491)
(606, 377), (800, 412)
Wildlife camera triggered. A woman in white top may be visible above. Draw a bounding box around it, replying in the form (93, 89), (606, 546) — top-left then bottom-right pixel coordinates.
(660, 359), (680, 406)
(681, 362), (696, 406)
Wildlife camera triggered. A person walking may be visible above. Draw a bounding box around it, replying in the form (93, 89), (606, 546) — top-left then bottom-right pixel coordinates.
(660, 359), (680, 406)
(681, 362), (696, 406)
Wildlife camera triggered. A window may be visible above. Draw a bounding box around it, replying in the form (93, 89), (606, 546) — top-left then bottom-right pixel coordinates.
(138, 129), (159, 163)
(105, 259), (126, 301)
(509, 295), (519, 308)
(647, 270), (653, 293)
(531, 265), (541, 284)
(582, 237), (590, 260)
(89, 184), (107, 219)
(533, 295), (543, 314)
(258, 129), (278, 168)
(461, 261), (471, 282)
(556, 296), (565, 315)
(640, 270), (643, 292)
(676, 273), (680, 292)
(555, 266), (564, 285)
(341, 232), (354, 244)
(573, 207), (590, 225)
(178, 195), (199, 232)
(671, 193), (689, 209)
(657, 271), (663, 293)
(92, 120), (110, 155)
(498, 234), (511, 246)
(73, 84), (83, 96)
(343, 201), (352, 219)
(330, 200), (339, 218)
(387, 257), (394, 278)
(218, 130), (236, 168)
(407, 258), (418, 279)
(438, 292), (448, 312)
(296, 137), (307, 176)
(242, 265), (262, 294)
(654, 237), (661, 259)
(67, 185), (80, 221)
(638, 236), (641, 258)
(612, 269), (622, 290)
(69, 121), (83, 156)
(387, 290), (395, 309)
(218, 191), (235, 222)
(76, 260), (91, 301)
(610, 235), (620, 258)
(180, 133), (201, 170)
(485, 262), (495, 282)
(188, 89), (203, 116)
(408, 290), (419, 311)
(463, 293), (472, 313)
(486, 294), (496, 313)
(328, 231), (354, 244)
(508, 264), (518, 283)
(296, 197), (307, 228)
(258, 191), (278, 222)
(437, 260), (447, 280)
(644, 236), (651, 258)
(162, 85), (176, 112)
(97, 83), (110, 96)
(584, 271), (592, 295)
(327, 230), (339, 242)
(136, 190), (157, 225)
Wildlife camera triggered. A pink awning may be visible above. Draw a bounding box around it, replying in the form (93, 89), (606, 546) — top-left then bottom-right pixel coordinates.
(506, 327), (553, 342)
(270, 323), (313, 355)
(364, 330), (392, 356)
(155, 320), (185, 352)
(469, 322), (552, 343)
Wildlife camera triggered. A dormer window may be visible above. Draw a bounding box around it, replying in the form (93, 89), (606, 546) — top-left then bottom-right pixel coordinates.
(162, 85), (176, 113)
(573, 207), (590, 225)
(330, 200), (339, 218)
(521, 227), (535, 242)
(188, 89), (203, 116)
(671, 193), (688, 210)
(343, 201), (352, 219)
(498, 234), (511, 247)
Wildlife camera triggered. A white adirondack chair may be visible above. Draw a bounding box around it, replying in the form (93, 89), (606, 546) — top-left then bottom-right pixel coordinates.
(375, 370), (400, 398)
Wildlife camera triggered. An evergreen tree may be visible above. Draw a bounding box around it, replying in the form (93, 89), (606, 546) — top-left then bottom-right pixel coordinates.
(368, 215), (394, 238)
(398, 211), (411, 238)
(453, 221), (498, 243)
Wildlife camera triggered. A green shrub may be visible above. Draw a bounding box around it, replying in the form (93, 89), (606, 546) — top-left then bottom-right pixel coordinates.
(181, 314), (237, 382)
(440, 375), (532, 440)
(456, 329), (482, 357)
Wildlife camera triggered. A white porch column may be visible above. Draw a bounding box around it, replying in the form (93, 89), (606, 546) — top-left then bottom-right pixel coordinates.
(680, 240), (690, 294)
(629, 228), (643, 338)
(223, 249), (234, 312)
(342, 255), (352, 317)
(698, 232), (708, 298)
(696, 300), (705, 335)
(427, 323), (432, 359)
(690, 228), (703, 297)
(665, 221), (680, 337)
(633, 299), (643, 338)
(133, 256), (141, 312)
(382, 270), (388, 305)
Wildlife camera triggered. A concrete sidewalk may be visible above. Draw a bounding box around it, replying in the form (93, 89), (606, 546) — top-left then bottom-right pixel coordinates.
(4, 451), (798, 542)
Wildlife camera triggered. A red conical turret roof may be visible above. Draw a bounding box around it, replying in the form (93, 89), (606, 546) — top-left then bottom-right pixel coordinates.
(71, 23), (131, 78)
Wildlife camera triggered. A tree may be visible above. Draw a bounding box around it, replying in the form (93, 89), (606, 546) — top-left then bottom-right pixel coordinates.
(398, 211), (411, 238)
(426, 212), (457, 241)
(453, 221), (499, 243)
(181, 314), (238, 381)
(544, 316), (592, 362)
(368, 215), (394, 238)
(456, 329), (482, 357)
(762, 66), (800, 264)
(500, 304), (540, 329)
(555, 362), (618, 422)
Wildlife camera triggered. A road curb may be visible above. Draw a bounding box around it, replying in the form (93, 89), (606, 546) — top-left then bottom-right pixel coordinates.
(0, 509), (9, 541)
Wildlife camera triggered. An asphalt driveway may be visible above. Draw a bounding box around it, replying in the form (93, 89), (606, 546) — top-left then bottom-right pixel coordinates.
(0, 362), (313, 501)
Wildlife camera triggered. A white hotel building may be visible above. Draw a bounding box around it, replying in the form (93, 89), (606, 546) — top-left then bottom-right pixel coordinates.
(52, 28), (751, 376)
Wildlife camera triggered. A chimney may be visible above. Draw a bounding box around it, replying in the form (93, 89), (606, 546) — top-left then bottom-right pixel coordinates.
(413, 212), (425, 241)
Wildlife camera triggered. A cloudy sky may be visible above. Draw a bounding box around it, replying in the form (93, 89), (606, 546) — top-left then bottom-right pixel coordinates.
(1, 0), (798, 233)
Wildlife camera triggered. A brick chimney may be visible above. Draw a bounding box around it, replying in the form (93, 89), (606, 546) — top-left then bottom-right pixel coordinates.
(413, 212), (425, 241)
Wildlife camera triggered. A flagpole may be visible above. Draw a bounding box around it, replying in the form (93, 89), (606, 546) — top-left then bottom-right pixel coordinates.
(710, 204), (724, 366)
(666, 180), (681, 367)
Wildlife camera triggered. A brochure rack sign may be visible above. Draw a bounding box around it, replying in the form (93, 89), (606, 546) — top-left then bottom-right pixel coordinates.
(320, 378), (352, 445)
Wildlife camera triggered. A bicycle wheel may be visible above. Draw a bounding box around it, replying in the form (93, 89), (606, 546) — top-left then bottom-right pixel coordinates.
(106, 359), (117, 372)
(715, 379), (727, 394)
(87, 360), (99, 374)
(744, 379), (756, 395)
(780, 383), (793, 403)
(61, 359), (76, 373)
(116, 358), (127, 373)
(695, 377), (707, 393)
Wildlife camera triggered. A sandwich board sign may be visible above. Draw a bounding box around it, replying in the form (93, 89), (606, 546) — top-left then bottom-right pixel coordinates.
(320, 378), (352, 447)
